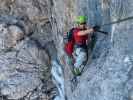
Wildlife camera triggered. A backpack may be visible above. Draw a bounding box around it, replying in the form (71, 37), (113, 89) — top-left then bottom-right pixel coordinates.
(64, 28), (76, 56)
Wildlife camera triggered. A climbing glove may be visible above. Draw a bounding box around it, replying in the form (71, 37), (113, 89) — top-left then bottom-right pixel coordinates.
(93, 25), (100, 32)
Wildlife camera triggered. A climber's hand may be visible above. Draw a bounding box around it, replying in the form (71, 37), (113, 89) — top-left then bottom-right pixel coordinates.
(93, 25), (100, 32)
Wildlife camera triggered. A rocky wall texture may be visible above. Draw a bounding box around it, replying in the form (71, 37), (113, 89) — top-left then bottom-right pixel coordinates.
(46, 0), (133, 100)
(0, 0), (133, 100)
(0, 0), (56, 100)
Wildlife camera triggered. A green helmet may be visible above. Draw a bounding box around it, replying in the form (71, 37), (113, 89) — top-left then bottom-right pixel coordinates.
(76, 16), (87, 24)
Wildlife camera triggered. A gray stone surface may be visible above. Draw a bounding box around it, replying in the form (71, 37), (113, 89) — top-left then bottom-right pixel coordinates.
(0, 0), (55, 99)
(0, 24), (54, 99)
(46, 0), (133, 100)
(0, 0), (133, 100)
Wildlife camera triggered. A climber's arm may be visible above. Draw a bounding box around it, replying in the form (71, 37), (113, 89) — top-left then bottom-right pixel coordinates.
(77, 28), (94, 36)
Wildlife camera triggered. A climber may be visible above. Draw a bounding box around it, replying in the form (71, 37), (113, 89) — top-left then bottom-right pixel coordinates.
(64, 16), (100, 76)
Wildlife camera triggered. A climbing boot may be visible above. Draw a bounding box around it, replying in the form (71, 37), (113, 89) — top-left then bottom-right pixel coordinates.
(72, 68), (82, 76)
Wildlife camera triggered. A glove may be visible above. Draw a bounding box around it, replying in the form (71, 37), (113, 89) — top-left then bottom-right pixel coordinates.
(93, 25), (100, 32)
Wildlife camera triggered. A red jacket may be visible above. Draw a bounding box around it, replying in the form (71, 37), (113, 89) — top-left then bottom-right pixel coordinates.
(73, 28), (90, 45)
(64, 28), (90, 56)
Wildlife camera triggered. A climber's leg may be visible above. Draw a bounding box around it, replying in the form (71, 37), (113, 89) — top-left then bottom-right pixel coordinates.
(73, 47), (87, 75)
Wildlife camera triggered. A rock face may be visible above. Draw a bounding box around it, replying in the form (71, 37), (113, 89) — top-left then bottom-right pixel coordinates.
(46, 0), (133, 100)
(0, 0), (56, 100)
(0, 0), (133, 100)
